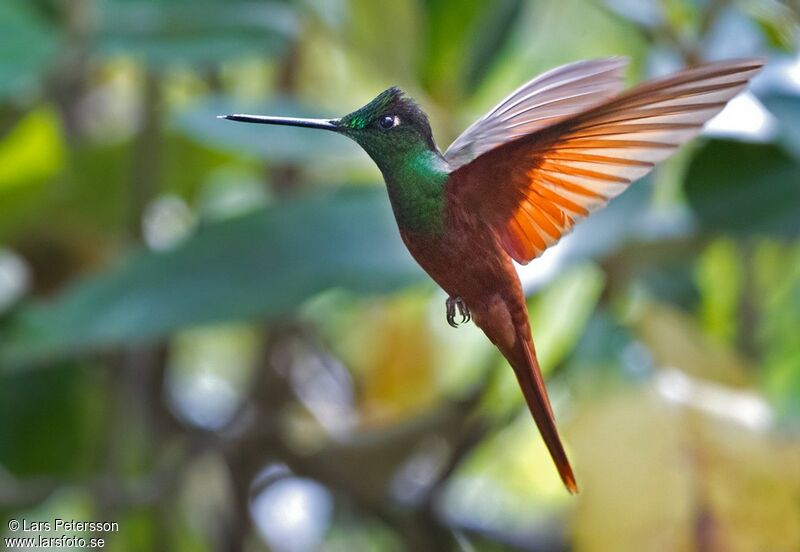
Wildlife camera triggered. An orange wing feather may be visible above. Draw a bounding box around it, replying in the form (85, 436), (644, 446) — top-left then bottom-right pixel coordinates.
(448, 59), (764, 264)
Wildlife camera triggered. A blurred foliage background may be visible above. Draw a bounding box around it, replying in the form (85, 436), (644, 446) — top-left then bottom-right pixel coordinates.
(1, 0), (799, 550)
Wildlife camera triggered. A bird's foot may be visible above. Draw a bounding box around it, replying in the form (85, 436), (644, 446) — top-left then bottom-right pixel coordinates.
(446, 296), (471, 328)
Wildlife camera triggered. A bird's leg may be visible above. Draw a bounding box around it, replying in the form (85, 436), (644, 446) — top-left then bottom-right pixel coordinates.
(457, 298), (471, 324)
(446, 297), (458, 328)
(446, 295), (471, 328)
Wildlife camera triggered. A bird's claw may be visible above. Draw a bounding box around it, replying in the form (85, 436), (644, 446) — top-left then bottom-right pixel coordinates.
(446, 296), (471, 328)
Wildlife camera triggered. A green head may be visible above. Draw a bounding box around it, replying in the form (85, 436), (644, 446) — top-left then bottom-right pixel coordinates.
(221, 88), (450, 233)
(220, 87), (442, 175)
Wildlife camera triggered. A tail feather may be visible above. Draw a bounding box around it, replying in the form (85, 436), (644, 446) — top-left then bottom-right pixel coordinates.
(511, 330), (578, 493)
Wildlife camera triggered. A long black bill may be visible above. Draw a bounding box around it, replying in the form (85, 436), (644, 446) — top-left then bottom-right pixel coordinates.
(218, 114), (339, 131)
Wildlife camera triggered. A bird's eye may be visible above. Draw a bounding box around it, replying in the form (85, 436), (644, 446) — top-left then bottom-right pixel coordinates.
(379, 115), (398, 129)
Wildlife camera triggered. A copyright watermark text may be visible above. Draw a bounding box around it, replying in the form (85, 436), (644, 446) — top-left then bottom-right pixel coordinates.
(4, 518), (118, 549)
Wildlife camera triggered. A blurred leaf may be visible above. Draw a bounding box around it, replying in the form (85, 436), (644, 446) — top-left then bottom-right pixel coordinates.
(630, 300), (752, 386)
(0, 107), (64, 190)
(637, 254), (700, 311)
(462, 0), (525, 92)
(176, 97), (362, 164)
(419, 0), (523, 99)
(354, 293), (439, 425)
(442, 413), (571, 535)
(0, 107), (65, 239)
(162, 133), (235, 199)
(742, 0), (799, 51)
(97, 0), (297, 65)
(530, 263), (606, 372)
(760, 93), (800, 159)
(58, 141), (143, 235)
(347, 0), (420, 83)
(508, 0), (645, 82)
(572, 388), (694, 551)
(567, 309), (647, 395)
(697, 421), (800, 552)
(324, 516), (403, 552)
(0, 1), (57, 99)
(570, 384), (800, 552)
(603, 0), (663, 28)
(11, 131), (234, 243)
(684, 140), (800, 237)
(0, 136), (130, 246)
(753, 241), (800, 423)
(0, 363), (104, 476)
(0, 188), (424, 368)
(763, 343), (800, 423)
(695, 238), (742, 345)
(304, 288), (494, 408)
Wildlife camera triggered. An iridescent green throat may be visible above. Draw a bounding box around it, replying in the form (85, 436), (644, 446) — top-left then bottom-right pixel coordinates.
(332, 86), (449, 234)
(379, 147), (450, 235)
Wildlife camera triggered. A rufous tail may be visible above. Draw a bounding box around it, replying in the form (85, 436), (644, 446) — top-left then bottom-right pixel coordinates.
(509, 329), (578, 493)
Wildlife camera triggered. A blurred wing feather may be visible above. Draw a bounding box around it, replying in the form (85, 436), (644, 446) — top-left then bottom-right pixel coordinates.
(444, 58), (628, 169)
(448, 59), (764, 264)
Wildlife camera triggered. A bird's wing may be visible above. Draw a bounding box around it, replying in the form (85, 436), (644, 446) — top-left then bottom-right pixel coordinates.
(444, 58), (628, 170)
(447, 59), (764, 264)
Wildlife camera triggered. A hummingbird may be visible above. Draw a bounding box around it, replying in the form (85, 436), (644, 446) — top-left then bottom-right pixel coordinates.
(221, 58), (763, 493)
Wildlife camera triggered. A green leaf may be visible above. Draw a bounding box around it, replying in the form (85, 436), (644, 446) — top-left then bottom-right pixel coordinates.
(742, 0), (799, 51)
(347, 0), (420, 85)
(754, 241), (800, 423)
(505, 0), (646, 83)
(530, 263), (606, 372)
(0, 363), (104, 476)
(418, 0), (523, 100)
(761, 93), (800, 159)
(0, 107), (65, 239)
(0, 1), (57, 99)
(695, 238), (743, 345)
(462, 0), (525, 93)
(0, 108), (64, 190)
(684, 140), (800, 237)
(97, 0), (297, 65)
(0, 188), (423, 368)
